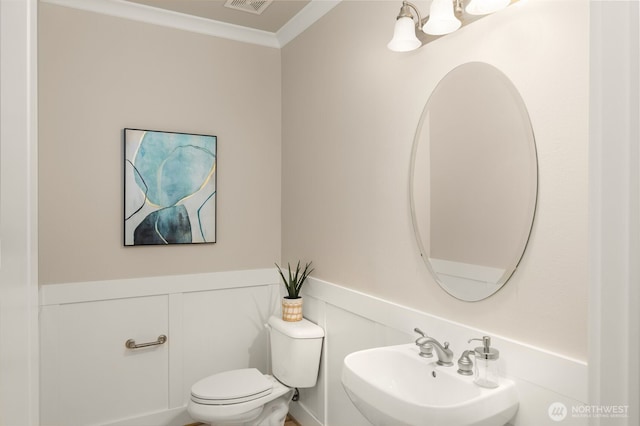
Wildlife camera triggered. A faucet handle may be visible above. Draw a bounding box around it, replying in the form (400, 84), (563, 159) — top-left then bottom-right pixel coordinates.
(414, 327), (427, 337)
(457, 350), (475, 375)
(414, 328), (433, 358)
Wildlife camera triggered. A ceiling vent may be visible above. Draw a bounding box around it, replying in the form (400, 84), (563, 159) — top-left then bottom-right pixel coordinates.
(224, 0), (274, 15)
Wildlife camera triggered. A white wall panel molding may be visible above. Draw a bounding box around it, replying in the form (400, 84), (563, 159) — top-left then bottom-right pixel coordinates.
(41, 271), (588, 425)
(41, 0), (341, 48)
(41, 296), (171, 426)
(40, 268), (278, 305)
(303, 276), (588, 405)
(168, 293), (185, 409)
(40, 271), (280, 426)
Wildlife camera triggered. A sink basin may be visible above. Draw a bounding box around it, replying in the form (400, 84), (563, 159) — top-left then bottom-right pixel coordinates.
(341, 344), (518, 426)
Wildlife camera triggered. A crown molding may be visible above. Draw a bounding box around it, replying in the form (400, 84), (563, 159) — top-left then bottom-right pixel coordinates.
(41, 0), (342, 48)
(276, 0), (341, 47)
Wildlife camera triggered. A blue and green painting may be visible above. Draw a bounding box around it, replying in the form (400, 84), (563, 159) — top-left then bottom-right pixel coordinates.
(124, 129), (216, 246)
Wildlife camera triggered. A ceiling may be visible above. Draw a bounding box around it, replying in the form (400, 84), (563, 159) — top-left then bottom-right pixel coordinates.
(125, 0), (311, 33)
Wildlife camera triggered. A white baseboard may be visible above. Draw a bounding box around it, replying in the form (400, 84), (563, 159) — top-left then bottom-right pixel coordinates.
(101, 406), (191, 426)
(289, 400), (323, 426)
(102, 400), (321, 426)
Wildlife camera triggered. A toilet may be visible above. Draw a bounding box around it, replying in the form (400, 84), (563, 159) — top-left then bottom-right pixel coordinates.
(187, 316), (324, 426)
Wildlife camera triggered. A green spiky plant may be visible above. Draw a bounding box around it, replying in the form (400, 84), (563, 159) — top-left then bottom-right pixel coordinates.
(275, 261), (314, 299)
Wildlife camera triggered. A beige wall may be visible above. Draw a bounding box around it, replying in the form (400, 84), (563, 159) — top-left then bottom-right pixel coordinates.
(39, 3), (282, 284)
(282, 0), (589, 360)
(39, 0), (589, 359)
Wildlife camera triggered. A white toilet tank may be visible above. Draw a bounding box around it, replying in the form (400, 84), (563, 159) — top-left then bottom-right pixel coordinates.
(267, 316), (324, 388)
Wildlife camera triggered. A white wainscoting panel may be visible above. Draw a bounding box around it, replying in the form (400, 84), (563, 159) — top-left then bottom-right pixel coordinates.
(324, 304), (378, 426)
(40, 270), (588, 426)
(289, 276), (589, 426)
(40, 295), (170, 426)
(181, 285), (278, 404)
(290, 297), (326, 426)
(40, 269), (280, 426)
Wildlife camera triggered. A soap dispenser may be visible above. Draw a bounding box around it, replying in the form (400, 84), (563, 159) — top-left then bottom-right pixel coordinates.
(468, 336), (500, 388)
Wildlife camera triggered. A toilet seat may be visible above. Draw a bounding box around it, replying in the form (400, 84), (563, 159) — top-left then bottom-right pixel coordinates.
(190, 368), (273, 405)
(187, 374), (293, 424)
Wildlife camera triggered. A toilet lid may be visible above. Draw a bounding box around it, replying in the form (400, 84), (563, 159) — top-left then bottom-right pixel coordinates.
(191, 368), (273, 405)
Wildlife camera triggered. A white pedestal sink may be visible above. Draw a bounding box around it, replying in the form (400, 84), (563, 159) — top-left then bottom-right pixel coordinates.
(341, 344), (518, 426)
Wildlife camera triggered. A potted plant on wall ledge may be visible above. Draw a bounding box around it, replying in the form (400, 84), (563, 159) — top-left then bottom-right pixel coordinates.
(275, 261), (314, 322)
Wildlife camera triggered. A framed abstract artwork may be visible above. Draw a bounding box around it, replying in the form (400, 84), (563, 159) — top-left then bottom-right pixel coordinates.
(124, 128), (217, 246)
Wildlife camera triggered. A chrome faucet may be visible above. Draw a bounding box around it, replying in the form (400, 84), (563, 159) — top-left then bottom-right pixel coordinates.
(417, 335), (454, 366)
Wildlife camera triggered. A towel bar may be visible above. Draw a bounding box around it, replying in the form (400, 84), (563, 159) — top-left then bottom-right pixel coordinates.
(125, 334), (167, 349)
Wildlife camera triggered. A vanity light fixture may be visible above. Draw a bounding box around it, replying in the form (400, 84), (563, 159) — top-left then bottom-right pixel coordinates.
(388, 0), (515, 52)
(423, 0), (461, 36)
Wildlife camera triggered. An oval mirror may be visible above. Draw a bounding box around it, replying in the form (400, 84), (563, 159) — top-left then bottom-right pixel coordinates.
(410, 62), (538, 301)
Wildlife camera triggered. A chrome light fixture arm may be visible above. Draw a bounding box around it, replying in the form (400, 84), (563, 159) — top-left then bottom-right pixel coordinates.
(397, 1), (426, 32)
(397, 0), (465, 28)
(454, 0), (464, 14)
